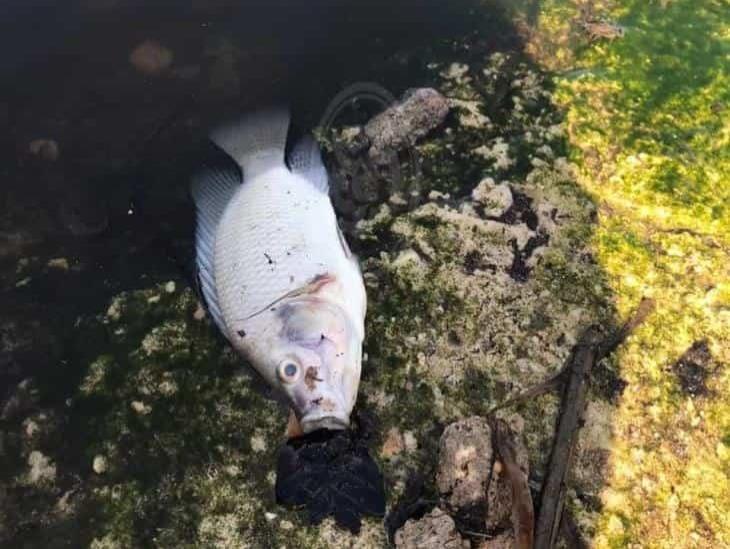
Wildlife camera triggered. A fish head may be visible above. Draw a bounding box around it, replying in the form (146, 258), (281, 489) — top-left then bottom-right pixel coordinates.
(271, 298), (362, 434)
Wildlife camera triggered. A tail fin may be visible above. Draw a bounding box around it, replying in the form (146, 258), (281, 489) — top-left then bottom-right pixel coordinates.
(210, 108), (290, 179)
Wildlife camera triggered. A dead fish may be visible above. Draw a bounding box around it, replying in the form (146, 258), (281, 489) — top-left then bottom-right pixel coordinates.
(191, 108), (367, 435)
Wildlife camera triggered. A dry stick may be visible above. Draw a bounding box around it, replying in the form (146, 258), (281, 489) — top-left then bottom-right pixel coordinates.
(533, 298), (655, 549)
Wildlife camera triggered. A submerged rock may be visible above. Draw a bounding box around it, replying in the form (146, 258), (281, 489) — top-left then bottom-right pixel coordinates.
(365, 88), (450, 165)
(395, 507), (470, 549)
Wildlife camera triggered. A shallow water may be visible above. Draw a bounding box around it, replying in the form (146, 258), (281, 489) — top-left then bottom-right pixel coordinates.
(1, 0), (728, 547)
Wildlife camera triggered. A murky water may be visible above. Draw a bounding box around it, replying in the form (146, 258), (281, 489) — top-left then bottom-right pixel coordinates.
(0, 0), (518, 383)
(1, 1), (528, 545)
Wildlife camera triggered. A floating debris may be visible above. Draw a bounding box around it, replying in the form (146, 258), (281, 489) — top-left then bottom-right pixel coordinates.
(28, 139), (60, 161)
(129, 40), (173, 75)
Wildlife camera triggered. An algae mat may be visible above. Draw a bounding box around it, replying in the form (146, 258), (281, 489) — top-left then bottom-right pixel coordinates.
(516, 0), (730, 546)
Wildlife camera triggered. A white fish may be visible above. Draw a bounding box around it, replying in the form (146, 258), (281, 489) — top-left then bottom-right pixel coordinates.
(191, 109), (366, 434)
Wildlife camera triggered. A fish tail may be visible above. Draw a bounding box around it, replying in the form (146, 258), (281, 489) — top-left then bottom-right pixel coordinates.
(210, 107), (290, 177)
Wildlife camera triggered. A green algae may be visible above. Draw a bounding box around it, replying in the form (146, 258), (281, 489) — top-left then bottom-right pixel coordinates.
(508, 0), (730, 546)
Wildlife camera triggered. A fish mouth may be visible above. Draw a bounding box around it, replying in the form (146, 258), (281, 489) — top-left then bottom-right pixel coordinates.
(299, 412), (350, 433)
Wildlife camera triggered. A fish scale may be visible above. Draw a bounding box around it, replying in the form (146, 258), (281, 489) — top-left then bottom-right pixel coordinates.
(214, 167), (347, 335)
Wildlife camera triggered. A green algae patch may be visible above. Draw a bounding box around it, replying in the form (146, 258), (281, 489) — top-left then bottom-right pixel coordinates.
(512, 0), (730, 545)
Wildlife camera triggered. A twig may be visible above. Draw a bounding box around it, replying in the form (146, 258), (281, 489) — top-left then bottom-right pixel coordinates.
(488, 367), (569, 414)
(533, 298), (655, 549)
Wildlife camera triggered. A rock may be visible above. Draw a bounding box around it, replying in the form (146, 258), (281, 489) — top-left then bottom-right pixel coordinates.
(27, 450), (56, 484)
(365, 88), (450, 165)
(395, 507), (470, 549)
(129, 40), (173, 75)
(436, 417), (493, 527)
(472, 179), (513, 218)
(28, 139), (60, 161)
(92, 455), (108, 474)
(47, 257), (70, 271)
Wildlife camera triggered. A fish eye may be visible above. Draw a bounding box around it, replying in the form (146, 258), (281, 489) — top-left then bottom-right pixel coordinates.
(278, 360), (300, 384)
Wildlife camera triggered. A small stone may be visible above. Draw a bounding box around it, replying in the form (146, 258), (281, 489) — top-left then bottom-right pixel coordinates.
(92, 455), (108, 474)
(381, 427), (406, 458)
(250, 433), (267, 452)
(264, 512), (277, 521)
(27, 450), (56, 484)
(471, 178), (513, 218)
(164, 281), (176, 293)
(280, 520), (294, 530)
(193, 303), (206, 321)
(394, 507), (469, 548)
(225, 464), (240, 476)
(129, 40), (173, 75)
(147, 295), (161, 304)
(436, 416), (493, 525)
(130, 401), (151, 415)
(28, 139), (60, 161)
(47, 257), (70, 270)
(403, 431), (418, 452)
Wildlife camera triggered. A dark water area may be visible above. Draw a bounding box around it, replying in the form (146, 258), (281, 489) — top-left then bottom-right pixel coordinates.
(0, 0), (521, 392)
(1, 3), (529, 544)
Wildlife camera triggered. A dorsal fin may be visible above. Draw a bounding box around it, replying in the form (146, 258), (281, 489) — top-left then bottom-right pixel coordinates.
(288, 134), (329, 193)
(210, 108), (290, 180)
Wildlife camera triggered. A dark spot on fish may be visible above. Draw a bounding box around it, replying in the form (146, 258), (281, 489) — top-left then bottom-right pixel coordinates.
(305, 367), (323, 391)
(237, 329), (246, 338)
(264, 252), (274, 264)
(270, 307), (276, 312)
(289, 275), (295, 283)
(320, 333), (326, 341)
(311, 397), (324, 406)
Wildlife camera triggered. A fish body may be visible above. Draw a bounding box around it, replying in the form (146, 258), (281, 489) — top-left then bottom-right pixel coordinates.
(192, 109), (366, 433)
